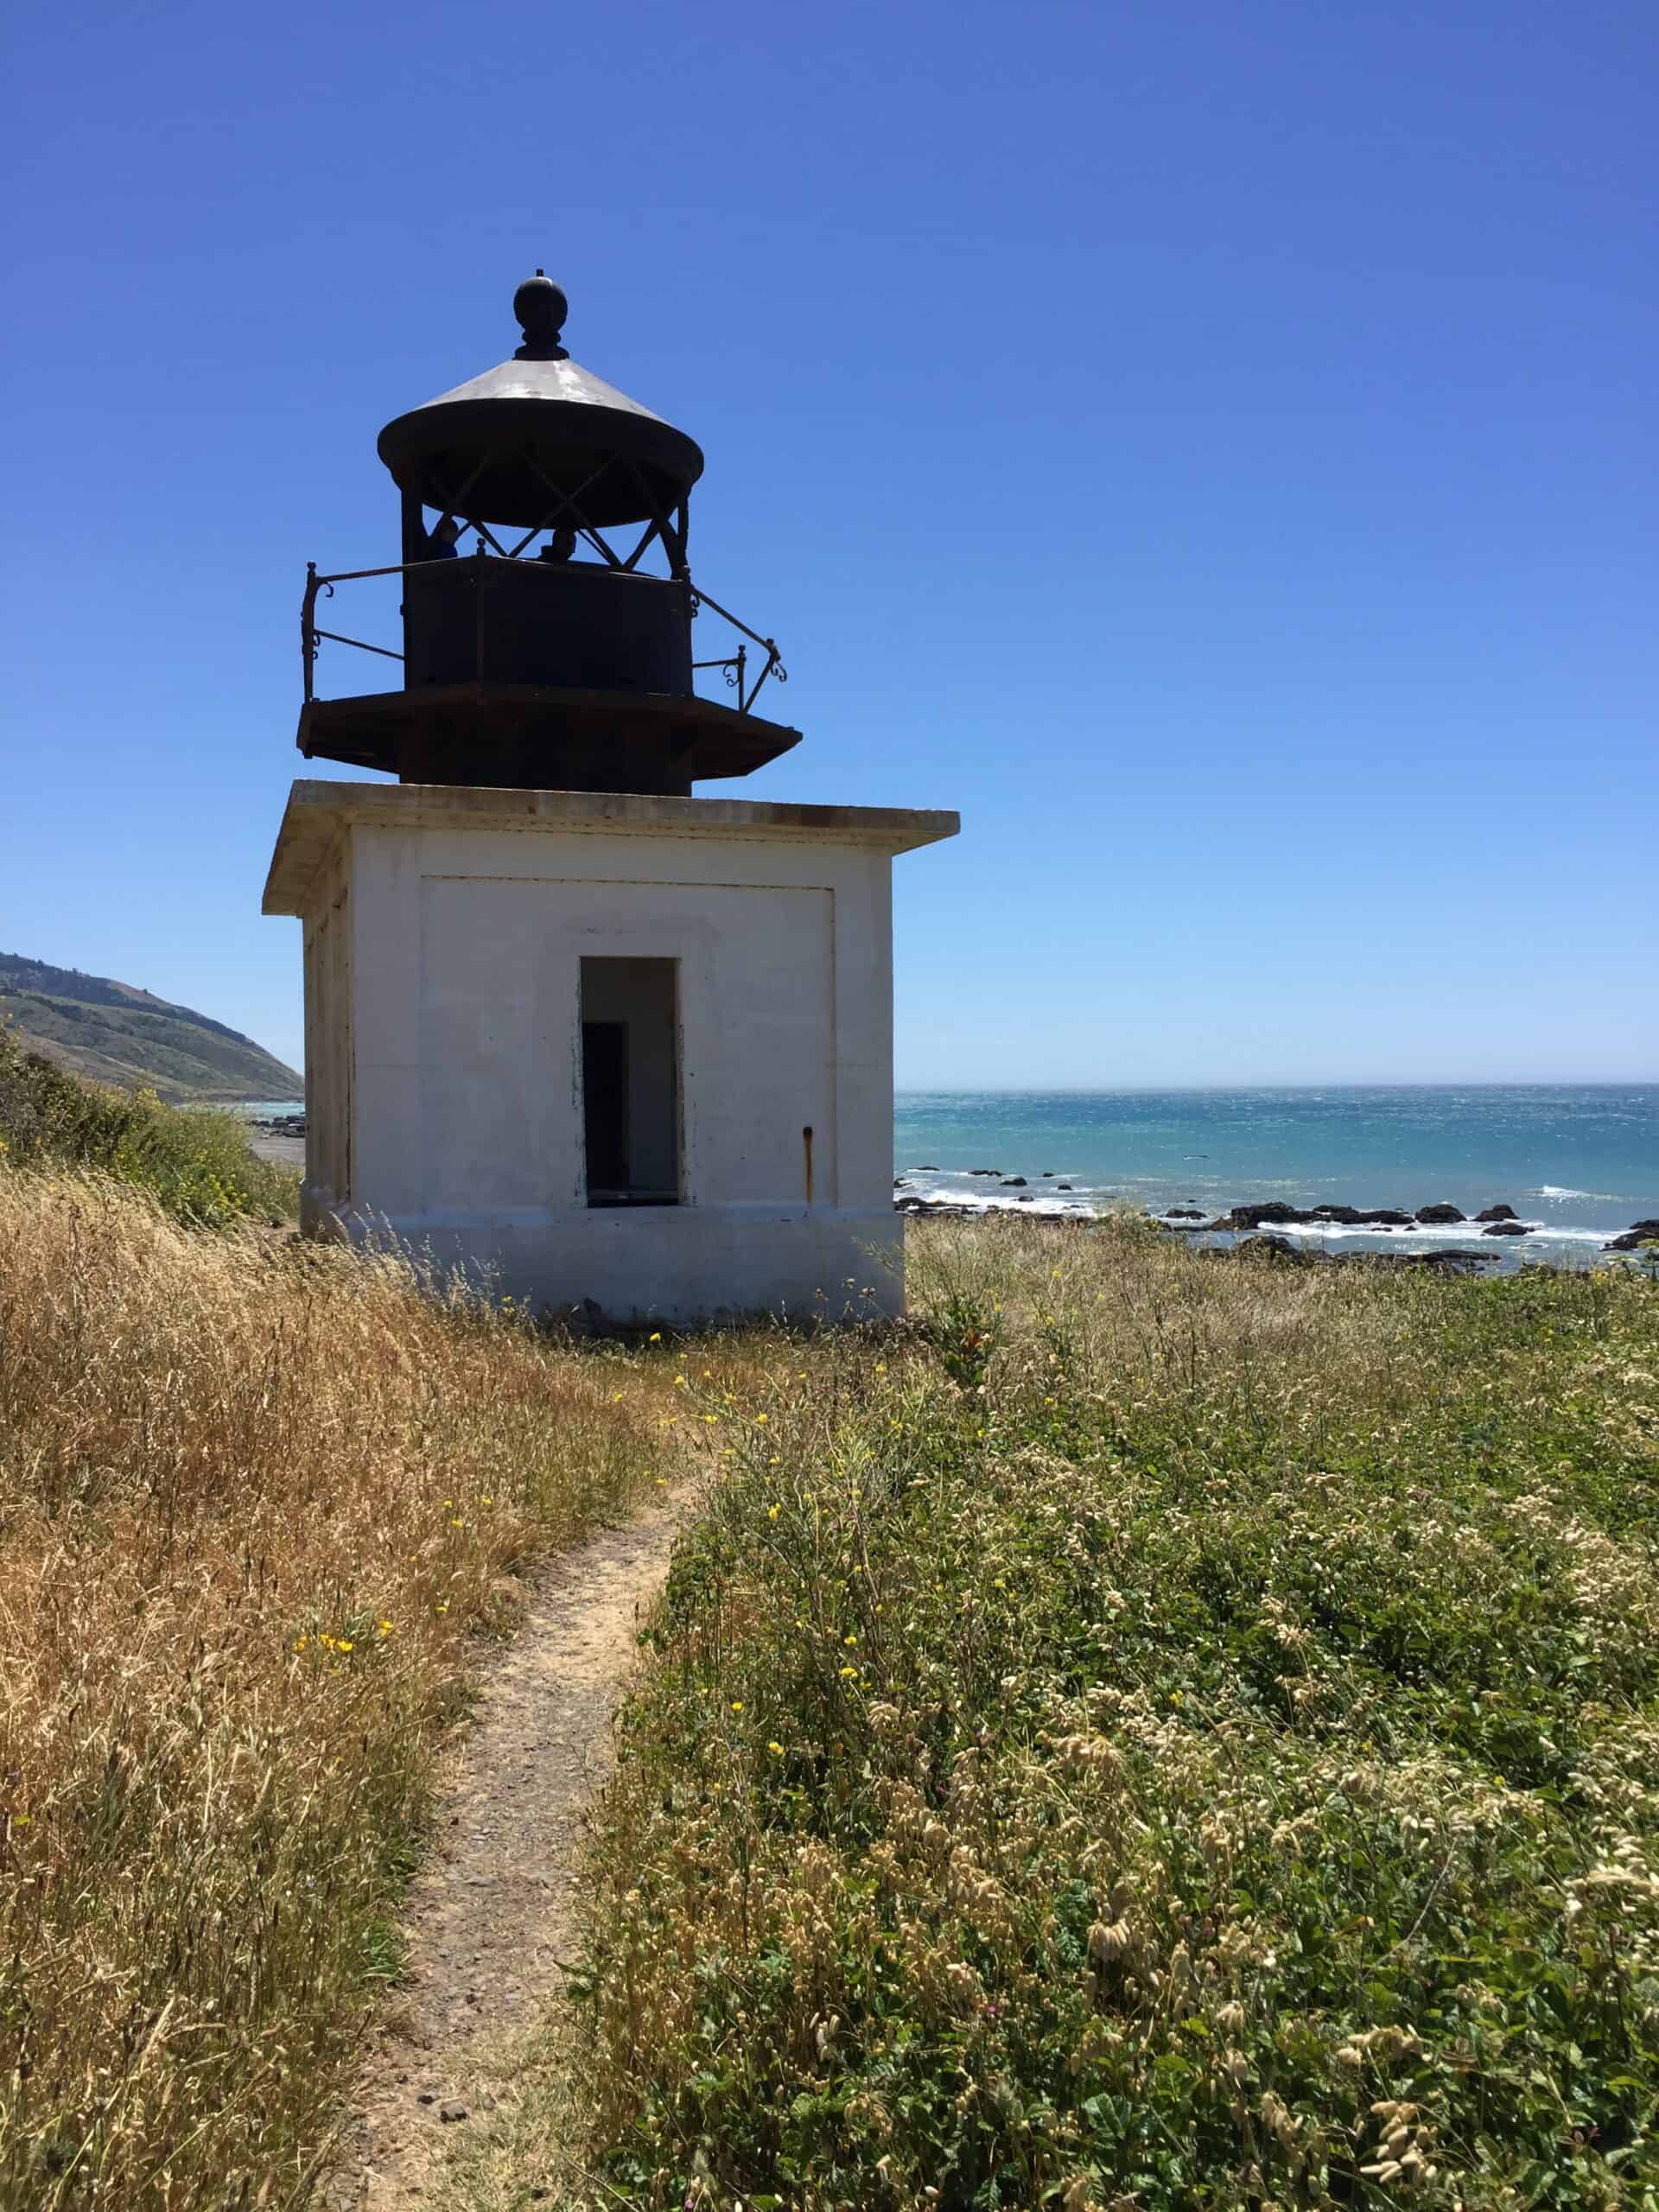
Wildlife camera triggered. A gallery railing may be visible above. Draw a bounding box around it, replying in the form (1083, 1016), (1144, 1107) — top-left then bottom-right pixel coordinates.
(301, 556), (787, 717)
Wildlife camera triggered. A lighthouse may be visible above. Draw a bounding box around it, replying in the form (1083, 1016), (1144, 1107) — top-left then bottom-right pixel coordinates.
(263, 273), (957, 1324)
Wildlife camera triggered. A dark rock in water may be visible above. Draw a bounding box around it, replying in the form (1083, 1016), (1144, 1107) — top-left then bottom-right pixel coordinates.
(895, 1194), (968, 1217)
(1415, 1203), (1466, 1224)
(1057, 1183), (1073, 1191)
(1216, 1201), (1428, 1231)
(1042, 1171), (1056, 1178)
(1482, 1219), (1532, 1236)
(969, 1168), (1001, 1177)
(1605, 1218), (1659, 1251)
(1224, 1202), (1306, 1229)
(1163, 1206), (1207, 1220)
(918, 1164), (938, 1171)
(1475, 1204), (1518, 1223)
(1001, 1176), (1028, 1187)
(1017, 1192), (1034, 1202)
(893, 1178), (907, 1189)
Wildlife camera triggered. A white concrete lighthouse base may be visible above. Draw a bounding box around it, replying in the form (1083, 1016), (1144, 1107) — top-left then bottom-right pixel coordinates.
(264, 781), (957, 1327)
(301, 1197), (902, 1328)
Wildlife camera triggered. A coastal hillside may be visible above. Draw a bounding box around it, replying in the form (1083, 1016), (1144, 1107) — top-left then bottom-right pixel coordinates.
(0, 949), (300, 1102)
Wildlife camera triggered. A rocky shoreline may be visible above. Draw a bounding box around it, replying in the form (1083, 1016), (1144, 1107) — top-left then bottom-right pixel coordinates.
(893, 1177), (1659, 1256)
(244, 1112), (307, 1169)
(1162, 1198), (1536, 1238)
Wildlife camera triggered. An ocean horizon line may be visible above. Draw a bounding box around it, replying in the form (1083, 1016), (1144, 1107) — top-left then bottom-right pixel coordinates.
(894, 1078), (1659, 1096)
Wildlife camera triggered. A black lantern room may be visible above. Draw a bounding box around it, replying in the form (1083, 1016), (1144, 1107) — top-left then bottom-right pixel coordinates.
(297, 273), (798, 795)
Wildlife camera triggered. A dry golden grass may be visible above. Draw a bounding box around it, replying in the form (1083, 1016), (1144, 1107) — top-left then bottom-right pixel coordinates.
(0, 1170), (671, 2210)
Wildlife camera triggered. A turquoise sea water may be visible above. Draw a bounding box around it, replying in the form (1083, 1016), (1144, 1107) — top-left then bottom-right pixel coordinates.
(894, 1087), (1659, 1267)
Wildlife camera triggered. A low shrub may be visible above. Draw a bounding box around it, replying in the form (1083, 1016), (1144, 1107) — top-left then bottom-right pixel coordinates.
(0, 1023), (296, 1225)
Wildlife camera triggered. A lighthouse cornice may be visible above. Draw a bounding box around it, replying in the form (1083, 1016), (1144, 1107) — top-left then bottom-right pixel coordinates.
(263, 779), (960, 917)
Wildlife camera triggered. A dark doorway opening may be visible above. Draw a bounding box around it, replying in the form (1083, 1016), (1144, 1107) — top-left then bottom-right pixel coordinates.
(580, 957), (680, 1205)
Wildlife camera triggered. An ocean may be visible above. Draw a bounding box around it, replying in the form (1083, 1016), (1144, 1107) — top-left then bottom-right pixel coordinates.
(893, 1086), (1659, 1268)
(238, 1086), (1659, 1268)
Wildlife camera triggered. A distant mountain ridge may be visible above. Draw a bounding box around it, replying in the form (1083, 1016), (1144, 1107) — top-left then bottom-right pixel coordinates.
(0, 952), (302, 1103)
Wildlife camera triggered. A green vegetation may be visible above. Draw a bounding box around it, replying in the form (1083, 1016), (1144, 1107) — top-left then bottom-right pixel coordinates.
(0, 1021), (297, 1224)
(0, 950), (302, 1101)
(558, 1219), (1659, 2209)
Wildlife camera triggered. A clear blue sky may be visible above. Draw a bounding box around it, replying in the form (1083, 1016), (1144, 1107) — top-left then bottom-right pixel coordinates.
(3, 0), (1654, 1085)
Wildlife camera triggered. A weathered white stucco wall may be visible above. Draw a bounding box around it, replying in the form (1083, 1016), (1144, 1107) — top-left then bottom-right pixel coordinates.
(264, 784), (957, 1324)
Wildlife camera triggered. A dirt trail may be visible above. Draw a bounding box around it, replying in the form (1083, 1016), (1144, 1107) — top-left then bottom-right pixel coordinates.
(336, 1491), (690, 2209)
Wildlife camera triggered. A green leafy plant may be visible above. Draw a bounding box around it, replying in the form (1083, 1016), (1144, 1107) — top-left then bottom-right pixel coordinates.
(0, 1020), (296, 1225)
(924, 1284), (1004, 1389)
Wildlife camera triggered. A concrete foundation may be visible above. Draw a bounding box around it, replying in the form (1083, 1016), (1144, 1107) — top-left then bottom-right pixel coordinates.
(263, 782), (957, 1324)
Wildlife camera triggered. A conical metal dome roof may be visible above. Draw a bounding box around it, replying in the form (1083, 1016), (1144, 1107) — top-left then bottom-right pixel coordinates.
(376, 273), (704, 531)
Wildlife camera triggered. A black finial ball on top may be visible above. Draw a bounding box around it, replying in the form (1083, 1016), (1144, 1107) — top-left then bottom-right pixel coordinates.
(513, 268), (569, 360)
